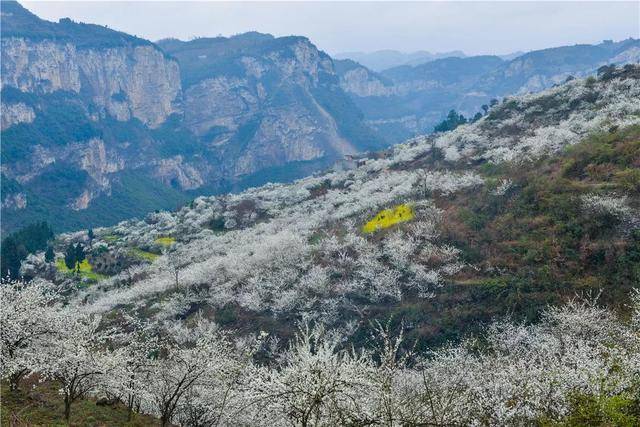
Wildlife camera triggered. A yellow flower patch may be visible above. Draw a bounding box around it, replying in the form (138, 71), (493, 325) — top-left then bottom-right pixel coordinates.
(154, 236), (176, 247)
(55, 258), (106, 281)
(362, 204), (414, 233)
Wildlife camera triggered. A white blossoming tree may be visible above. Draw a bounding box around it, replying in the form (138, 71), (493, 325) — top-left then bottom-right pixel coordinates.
(0, 279), (60, 392)
(38, 310), (117, 422)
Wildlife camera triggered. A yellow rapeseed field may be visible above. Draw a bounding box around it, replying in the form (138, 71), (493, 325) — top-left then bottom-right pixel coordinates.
(362, 204), (414, 233)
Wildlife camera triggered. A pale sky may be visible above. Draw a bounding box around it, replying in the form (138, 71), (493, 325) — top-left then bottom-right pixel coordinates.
(20, 1), (640, 56)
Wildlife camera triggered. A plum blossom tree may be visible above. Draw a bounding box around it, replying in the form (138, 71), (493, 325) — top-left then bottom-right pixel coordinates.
(174, 332), (265, 427)
(142, 317), (246, 427)
(38, 311), (117, 422)
(0, 279), (60, 392)
(254, 324), (375, 426)
(105, 317), (160, 421)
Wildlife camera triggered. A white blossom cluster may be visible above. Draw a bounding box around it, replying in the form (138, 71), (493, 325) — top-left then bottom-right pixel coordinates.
(581, 192), (640, 233)
(387, 71), (640, 166)
(581, 193), (635, 220)
(36, 68), (636, 326)
(70, 156), (482, 320)
(81, 196), (469, 324)
(2, 279), (639, 426)
(491, 178), (513, 196)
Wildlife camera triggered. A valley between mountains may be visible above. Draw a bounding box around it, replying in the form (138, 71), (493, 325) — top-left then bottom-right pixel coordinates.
(2, 2), (640, 424)
(2, 1), (638, 233)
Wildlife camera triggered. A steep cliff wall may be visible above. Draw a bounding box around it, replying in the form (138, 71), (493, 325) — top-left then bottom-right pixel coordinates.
(0, 2), (195, 232)
(1, 38), (181, 127)
(0, 3), (379, 233)
(161, 34), (375, 178)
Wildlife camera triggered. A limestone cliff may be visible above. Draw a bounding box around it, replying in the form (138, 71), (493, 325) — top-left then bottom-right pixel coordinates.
(160, 34), (374, 178)
(1, 101), (35, 130)
(0, 1), (191, 230)
(0, 4), (378, 233)
(1, 38), (181, 127)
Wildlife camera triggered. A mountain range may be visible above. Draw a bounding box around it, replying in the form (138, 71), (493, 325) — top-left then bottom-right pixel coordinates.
(1, 0), (638, 234)
(333, 49), (527, 71)
(336, 39), (640, 141)
(332, 49), (468, 71)
(23, 64), (640, 350)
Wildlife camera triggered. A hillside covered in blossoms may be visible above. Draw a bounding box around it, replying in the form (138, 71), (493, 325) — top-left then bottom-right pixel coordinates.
(2, 65), (640, 425)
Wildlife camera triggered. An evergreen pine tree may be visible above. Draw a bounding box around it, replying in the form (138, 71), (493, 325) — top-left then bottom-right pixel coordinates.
(64, 243), (77, 271)
(44, 246), (55, 263)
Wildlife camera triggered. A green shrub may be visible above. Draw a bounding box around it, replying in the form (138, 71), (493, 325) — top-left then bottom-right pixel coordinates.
(559, 393), (640, 427)
(615, 168), (640, 192)
(458, 207), (489, 231)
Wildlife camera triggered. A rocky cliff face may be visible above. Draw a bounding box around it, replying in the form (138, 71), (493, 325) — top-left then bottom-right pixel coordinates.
(335, 59), (396, 97)
(0, 2), (196, 232)
(1, 101), (35, 129)
(0, 3), (378, 234)
(1, 38), (181, 127)
(160, 34), (372, 178)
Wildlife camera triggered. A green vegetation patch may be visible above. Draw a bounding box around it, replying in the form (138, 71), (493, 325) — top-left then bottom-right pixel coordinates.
(1, 381), (159, 426)
(444, 125), (640, 309)
(551, 393), (640, 427)
(130, 248), (160, 262)
(102, 234), (120, 243)
(55, 258), (106, 281)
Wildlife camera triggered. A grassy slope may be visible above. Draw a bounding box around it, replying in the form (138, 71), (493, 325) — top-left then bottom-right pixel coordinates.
(1, 381), (159, 426)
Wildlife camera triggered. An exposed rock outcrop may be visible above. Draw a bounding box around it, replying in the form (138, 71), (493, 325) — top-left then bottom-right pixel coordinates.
(165, 34), (369, 178)
(1, 101), (35, 129)
(338, 64), (395, 97)
(1, 192), (27, 209)
(1, 38), (181, 127)
(152, 156), (205, 190)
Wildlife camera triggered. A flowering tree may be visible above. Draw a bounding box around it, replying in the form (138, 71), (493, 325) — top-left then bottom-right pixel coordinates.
(254, 324), (375, 426)
(104, 317), (160, 421)
(174, 332), (264, 427)
(0, 279), (60, 391)
(142, 317), (246, 427)
(38, 311), (116, 422)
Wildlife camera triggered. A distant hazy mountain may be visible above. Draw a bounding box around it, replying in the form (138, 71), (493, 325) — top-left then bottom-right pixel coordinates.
(498, 51), (525, 61)
(337, 39), (640, 142)
(482, 39), (640, 94)
(333, 49), (466, 71)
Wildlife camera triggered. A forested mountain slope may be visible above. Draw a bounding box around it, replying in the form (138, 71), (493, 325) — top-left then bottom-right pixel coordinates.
(5, 65), (640, 427)
(21, 65), (640, 347)
(2, 0), (637, 237)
